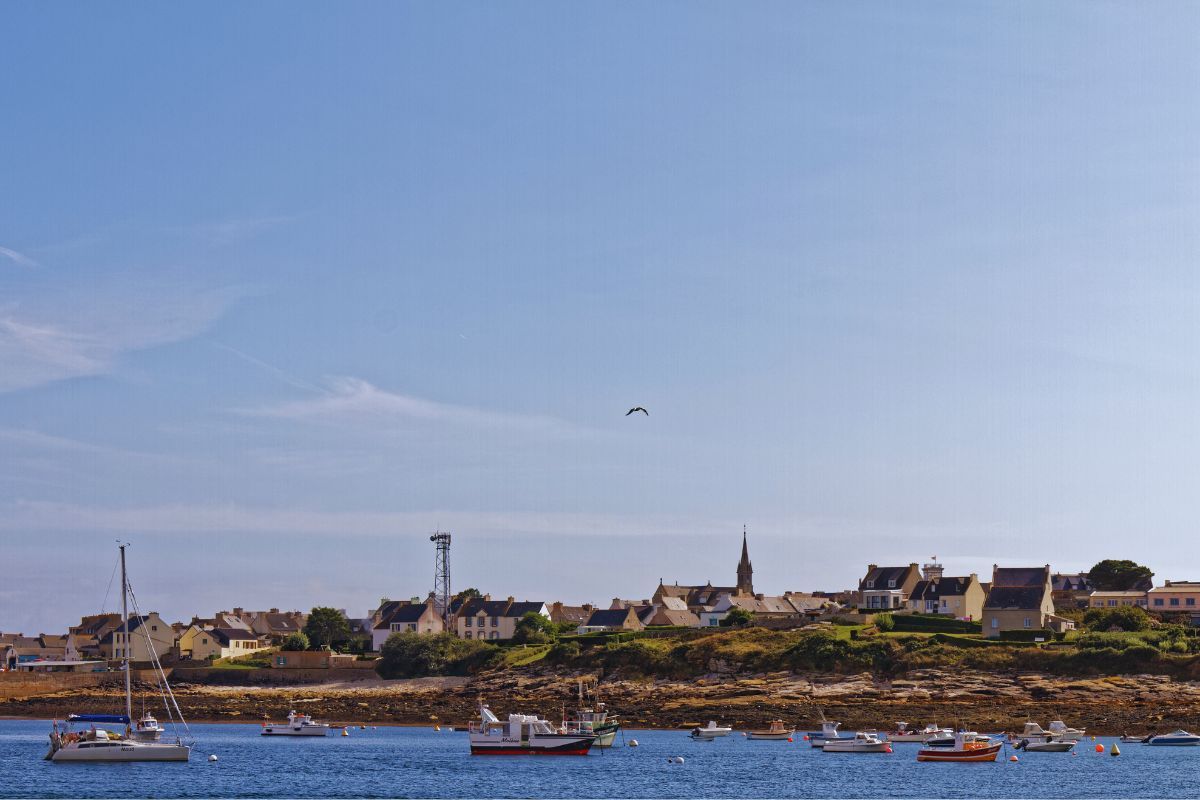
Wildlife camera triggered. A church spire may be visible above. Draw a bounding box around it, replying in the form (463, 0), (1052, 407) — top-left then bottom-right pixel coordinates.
(736, 525), (753, 595)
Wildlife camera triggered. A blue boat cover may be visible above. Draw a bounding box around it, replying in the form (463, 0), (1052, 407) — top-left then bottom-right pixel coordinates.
(67, 714), (130, 724)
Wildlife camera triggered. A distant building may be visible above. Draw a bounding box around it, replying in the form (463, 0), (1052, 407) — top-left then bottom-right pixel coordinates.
(453, 596), (549, 641)
(577, 607), (645, 634)
(1051, 573), (1095, 611)
(65, 614), (122, 662)
(907, 574), (985, 620)
(371, 598), (444, 650)
(548, 602), (595, 626)
(858, 563), (922, 610)
(97, 613), (174, 663)
(652, 528), (757, 615)
(982, 565), (1074, 637)
(1088, 590), (1148, 609)
(1147, 581), (1200, 619)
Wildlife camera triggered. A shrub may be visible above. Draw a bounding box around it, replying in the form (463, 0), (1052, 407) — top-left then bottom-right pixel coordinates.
(998, 629), (1055, 642)
(719, 608), (754, 628)
(376, 632), (499, 678)
(281, 632), (310, 652)
(1083, 605), (1152, 632)
(890, 615), (982, 634)
(873, 612), (894, 632)
(512, 612), (556, 644)
(547, 640), (581, 663)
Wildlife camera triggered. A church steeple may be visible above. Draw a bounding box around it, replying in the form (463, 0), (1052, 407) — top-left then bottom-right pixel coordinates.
(736, 525), (753, 595)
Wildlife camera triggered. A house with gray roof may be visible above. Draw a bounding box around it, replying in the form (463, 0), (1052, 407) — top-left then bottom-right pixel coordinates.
(858, 563), (922, 610)
(983, 565), (1075, 637)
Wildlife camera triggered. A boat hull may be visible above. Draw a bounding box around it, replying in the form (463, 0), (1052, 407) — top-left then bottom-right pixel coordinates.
(747, 732), (793, 740)
(593, 724), (619, 748)
(470, 735), (595, 756)
(51, 742), (190, 762)
(262, 728), (329, 736)
(917, 743), (1002, 762)
(823, 743), (891, 753)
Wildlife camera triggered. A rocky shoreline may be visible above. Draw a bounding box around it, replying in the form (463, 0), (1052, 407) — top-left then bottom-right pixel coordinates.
(3, 668), (1200, 735)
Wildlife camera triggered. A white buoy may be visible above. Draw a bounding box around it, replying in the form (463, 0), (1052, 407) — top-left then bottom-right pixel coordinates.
(667, 755), (685, 764)
(208, 754), (218, 762)
(628, 739), (639, 747)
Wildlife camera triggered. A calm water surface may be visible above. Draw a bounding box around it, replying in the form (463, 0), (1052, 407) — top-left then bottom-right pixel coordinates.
(1, 719), (1196, 798)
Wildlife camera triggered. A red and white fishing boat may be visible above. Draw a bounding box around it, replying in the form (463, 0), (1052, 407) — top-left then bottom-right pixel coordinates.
(469, 703), (596, 755)
(916, 730), (1002, 762)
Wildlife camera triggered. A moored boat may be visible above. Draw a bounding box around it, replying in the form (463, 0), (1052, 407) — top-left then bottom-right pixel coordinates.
(1147, 730), (1200, 746)
(261, 710), (331, 736)
(45, 545), (192, 763)
(1010, 722), (1076, 752)
(561, 682), (620, 747)
(886, 722), (948, 743)
(133, 711), (163, 742)
(746, 720), (793, 741)
(806, 720), (851, 748)
(1047, 720), (1085, 740)
(470, 703), (596, 755)
(822, 731), (892, 753)
(690, 720), (733, 739)
(916, 731), (1002, 762)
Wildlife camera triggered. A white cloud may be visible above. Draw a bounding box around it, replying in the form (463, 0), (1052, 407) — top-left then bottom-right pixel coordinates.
(0, 246), (40, 268)
(237, 377), (584, 436)
(0, 284), (237, 393)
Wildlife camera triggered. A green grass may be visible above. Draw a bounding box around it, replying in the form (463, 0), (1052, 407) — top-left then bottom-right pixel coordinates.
(499, 644), (551, 667)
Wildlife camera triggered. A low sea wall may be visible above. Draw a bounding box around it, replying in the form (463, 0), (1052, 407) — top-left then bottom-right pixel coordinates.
(172, 665), (378, 686)
(0, 669), (162, 700)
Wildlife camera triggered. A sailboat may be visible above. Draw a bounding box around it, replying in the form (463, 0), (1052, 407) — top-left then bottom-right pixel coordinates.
(46, 544), (192, 762)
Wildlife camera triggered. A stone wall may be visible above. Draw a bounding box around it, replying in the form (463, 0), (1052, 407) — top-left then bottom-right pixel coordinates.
(0, 669), (161, 700)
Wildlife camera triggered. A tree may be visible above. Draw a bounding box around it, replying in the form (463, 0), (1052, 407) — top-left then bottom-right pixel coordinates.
(719, 607), (754, 627)
(304, 607), (352, 650)
(281, 632), (310, 651)
(376, 632), (497, 678)
(454, 587), (482, 602)
(512, 611), (556, 644)
(1087, 560), (1154, 591)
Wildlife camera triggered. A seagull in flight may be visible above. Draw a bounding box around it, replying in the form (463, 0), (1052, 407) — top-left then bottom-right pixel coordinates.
(626, 407), (648, 416)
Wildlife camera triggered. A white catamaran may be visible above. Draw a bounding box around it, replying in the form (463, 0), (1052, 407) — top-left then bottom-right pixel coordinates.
(46, 544), (192, 763)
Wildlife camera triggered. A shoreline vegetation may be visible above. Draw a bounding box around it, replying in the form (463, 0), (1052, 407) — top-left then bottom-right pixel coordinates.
(6, 619), (1200, 735)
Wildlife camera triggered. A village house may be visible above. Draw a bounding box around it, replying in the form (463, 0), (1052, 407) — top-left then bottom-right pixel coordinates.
(982, 565), (1075, 637)
(858, 563), (922, 610)
(548, 601), (595, 627)
(370, 598), (444, 650)
(906, 572), (985, 620)
(701, 593), (809, 627)
(651, 529), (758, 616)
(1051, 573), (1096, 611)
(177, 624), (268, 661)
(3, 634), (67, 670)
(1088, 590), (1148, 609)
(245, 609), (307, 642)
(97, 613), (175, 663)
(1147, 581), (1200, 620)
(453, 596), (549, 641)
(65, 614), (123, 661)
(578, 607), (645, 634)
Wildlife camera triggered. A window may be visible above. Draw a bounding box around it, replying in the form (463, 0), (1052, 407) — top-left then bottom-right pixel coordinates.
(1023, 618), (1032, 628)
(151, 625), (158, 631)
(464, 631), (472, 639)
(491, 632), (500, 640)
(465, 617), (472, 627)
(491, 617), (498, 627)
(407, 623), (416, 631)
(1155, 598), (1164, 606)
(991, 618), (998, 629)
(1108, 600), (1117, 607)
(865, 581), (874, 589)
(201, 638), (208, 645)
(1188, 598), (1196, 607)
(1171, 598), (1180, 607)
(888, 580), (896, 589)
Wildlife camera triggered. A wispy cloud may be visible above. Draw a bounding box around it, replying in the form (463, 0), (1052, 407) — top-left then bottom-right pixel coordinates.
(181, 215), (296, 247)
(0, 280), (238, 393)
(0, 427), (181, 463)
(237, 377), (584, 436)
(0, 246), (40, 268)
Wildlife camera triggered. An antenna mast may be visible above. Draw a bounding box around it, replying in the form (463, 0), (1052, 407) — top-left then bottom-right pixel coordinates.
(430, 531), (452, 627)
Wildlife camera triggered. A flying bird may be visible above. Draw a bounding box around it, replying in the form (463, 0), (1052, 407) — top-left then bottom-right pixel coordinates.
(626, 407), (648, 416)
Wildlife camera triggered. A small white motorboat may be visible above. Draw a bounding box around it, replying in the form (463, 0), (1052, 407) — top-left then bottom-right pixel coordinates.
(470, 703), (595, 755)
(1148, 730), (1200, 746)
(806, 720), (851, 748)
(822, 731), (892, 753)
(1047, 720), (1085, 740)
(132, 712), (163, 742)
(1010, 722), (1076, 752)
(690, 721), (732, 739)
(262, 710), (331, 737)
(886, 722), (947, 743)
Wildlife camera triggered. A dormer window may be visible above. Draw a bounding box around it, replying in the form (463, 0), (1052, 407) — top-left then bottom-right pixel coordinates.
(865, 581), (874, 589)
(888, 580), (896, 589)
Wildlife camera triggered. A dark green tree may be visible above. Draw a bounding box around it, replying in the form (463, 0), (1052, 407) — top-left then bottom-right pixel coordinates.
(281, 632), (310, 651)
(512, 611), (556, 644)
(454, 587), (483, 602)
(304, 607), (352, 650)
(1087, 560), (1154, 591)
(375, 632), (497, 678)
(719, 607), (754, 627)
(1083, 605), (1152, 632)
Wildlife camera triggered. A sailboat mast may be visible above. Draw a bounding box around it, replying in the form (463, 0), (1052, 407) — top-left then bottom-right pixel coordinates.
(120, 544), (132, 724)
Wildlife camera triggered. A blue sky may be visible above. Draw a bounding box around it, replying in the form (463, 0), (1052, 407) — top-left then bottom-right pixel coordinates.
(2, 3), (1198, 633)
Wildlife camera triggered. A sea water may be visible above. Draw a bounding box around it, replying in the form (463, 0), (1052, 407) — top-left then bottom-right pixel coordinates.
(0, 720), (1194, 799)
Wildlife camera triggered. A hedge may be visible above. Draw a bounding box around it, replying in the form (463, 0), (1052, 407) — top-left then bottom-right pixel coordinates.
(891, 614), (983, 634)
(998, 628), (1056, 642)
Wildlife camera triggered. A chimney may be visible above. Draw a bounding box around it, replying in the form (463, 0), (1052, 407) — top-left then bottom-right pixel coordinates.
(868, 564), (878, 572)
(483, 594), (491, 602)
(611, 597), (624, 609)
(506, 596), (515, 604)
(583, 603), (593, 612)
(234, 608), (244, 616)
(270, 608), (279, 614)
(551, 601), (563, 613)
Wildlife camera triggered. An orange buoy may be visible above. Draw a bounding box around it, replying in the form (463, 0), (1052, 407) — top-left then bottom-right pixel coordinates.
(1095, 743), (1104, 752)
(787, 737), (793, 743)
(1009, 755), (1019, 762)
(803, 735), (810, 740)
